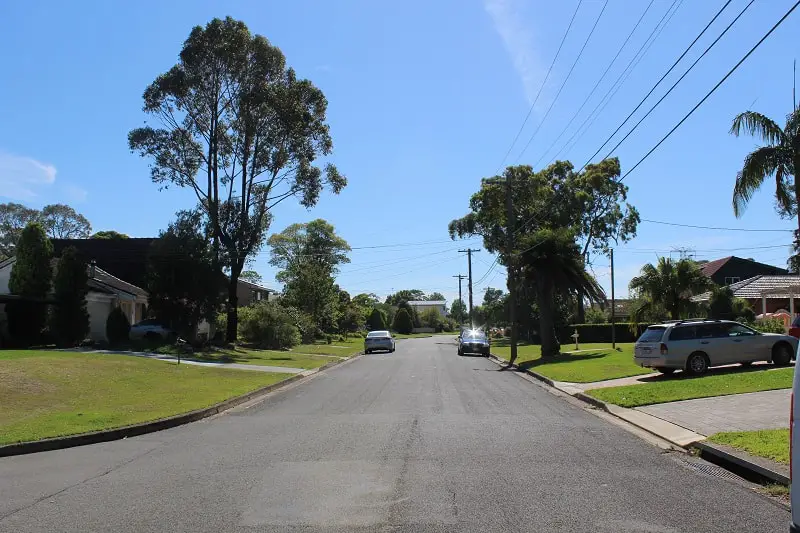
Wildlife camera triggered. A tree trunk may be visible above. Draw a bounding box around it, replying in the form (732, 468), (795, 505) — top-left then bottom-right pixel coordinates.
(576, 293), (586, 323)
(226, 275), (239, 343)
(536, 276), (560, 358)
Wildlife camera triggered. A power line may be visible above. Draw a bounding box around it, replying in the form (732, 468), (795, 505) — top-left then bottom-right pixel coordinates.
(577, 0), (734, 171)
(548, 0), (683, 165)
(641, 218), (794, 233)
(532, 0), (657, 168)
(514, 0), (610, 163)
(494, 0), (584, 173)
(597, 0), (755, 168)
(619, 0), (800, 183)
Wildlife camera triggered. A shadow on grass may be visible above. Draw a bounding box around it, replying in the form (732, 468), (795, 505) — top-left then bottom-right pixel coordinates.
(516, 351), (608, 371)
(638, 362), (795, 383)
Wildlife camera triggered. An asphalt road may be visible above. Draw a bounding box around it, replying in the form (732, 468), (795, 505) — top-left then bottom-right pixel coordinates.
(0, 337), (789, 532)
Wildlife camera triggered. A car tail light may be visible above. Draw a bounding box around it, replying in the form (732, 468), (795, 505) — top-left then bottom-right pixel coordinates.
(660, 343), (668, 355)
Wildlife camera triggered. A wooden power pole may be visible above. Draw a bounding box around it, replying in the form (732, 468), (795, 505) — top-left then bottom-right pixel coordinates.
(459, 249), (480, 326)
(610, 248), (616, 349)
(453, 274), (466, 324)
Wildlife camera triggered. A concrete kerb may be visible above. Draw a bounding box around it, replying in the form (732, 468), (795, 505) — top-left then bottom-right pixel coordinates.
(488, 351), (788, 485)
(0, 350), (366, 458)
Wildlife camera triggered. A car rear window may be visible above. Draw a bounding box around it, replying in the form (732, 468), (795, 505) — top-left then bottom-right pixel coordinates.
(668, 326), (696, 341)
(637, 327), (666, 343)
(367, 331), (389, 338)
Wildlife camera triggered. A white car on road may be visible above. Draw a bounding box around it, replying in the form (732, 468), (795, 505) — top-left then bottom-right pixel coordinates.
(634, 319), (797, 375)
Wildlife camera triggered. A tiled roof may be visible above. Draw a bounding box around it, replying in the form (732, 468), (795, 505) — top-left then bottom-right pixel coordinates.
(700, 256), (732, 277)
(91, 267), (148, 298)
(408, 300), (447, 306)
(694, 275), (800, 301)
(237, 279), (274, 292)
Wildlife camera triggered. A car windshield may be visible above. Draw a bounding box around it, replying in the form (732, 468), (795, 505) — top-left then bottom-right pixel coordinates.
(367, 331), (390, 338)
(463, 331), (487, 340)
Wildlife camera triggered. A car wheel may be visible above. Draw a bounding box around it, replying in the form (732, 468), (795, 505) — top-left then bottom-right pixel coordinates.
(772, 342), (792, 366)
(457, 349), (463, 356)
(365, 350), (371, 354)
(686, 352), (709, 375)
(655, 367), (676, 375)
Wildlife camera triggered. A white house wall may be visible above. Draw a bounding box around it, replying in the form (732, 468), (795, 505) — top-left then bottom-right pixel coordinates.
(87, 295), (115, 342)
(0, 262), (12, 293)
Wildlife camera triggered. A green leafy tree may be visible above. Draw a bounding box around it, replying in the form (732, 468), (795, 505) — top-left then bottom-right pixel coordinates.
(353, 293), (380, 307)
(240, 270), (263, 285)
(517, 228), (605, 357)
(396, 300), (420, 328)
(450, 299), (467, 323)
(426, 292), (446, 301)
(0, 203), (40, 259)
(367, 308), (388, 331)
(41, 204), (92, 239)
(269, 220), (350, 334)
(106, 306), (130, 345)
(147, 210), (225, 341)
(449, 162), (616, 359)
(482, 287), (507, 327)
(91, 230), (129, 239)
(629, 258), (712, 321)
(237, 301), (301, 349)
(129, 17), (346, 343)
(6, 223), (53, 344)
(385, 289), (426, 305)
(708, 286), (755, 322)
(393, 308), (414, 334)
(584, 306), (608, 324)
(51, 246), (89, 346)
(419, 307), (443, 331)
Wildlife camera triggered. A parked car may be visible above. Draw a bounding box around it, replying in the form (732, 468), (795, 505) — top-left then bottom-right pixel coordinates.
(634, 319), (797, 375)
(364, 330), (395, 354)
(791, 358), (800, 532)
(129, 319), (176, 342)
(458, 329), (490, 356)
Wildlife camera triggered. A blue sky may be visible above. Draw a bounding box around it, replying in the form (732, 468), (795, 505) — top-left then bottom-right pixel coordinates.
(1, 0), (799, 305)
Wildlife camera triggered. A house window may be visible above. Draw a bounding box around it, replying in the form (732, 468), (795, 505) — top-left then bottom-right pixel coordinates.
(724, 277), (741, 285)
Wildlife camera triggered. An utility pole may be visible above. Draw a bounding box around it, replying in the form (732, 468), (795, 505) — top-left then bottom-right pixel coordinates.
(459, 248), (480, 326)
(504, 175), (517, 366)
(453, 274), (466, 324)
(610, 248), (616, 349)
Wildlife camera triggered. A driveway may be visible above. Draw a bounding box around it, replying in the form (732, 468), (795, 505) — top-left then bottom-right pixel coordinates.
(0, 337), (787, 532)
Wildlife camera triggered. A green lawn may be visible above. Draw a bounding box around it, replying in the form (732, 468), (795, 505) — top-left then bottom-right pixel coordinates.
(0, 350), (291, 445)
(708, 429), (789, 465)
(491, 341), (648, 383)
(586, 367), (794, 407)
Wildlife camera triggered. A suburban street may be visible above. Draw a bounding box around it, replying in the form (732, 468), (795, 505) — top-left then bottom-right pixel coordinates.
(0, 336), (789, 532)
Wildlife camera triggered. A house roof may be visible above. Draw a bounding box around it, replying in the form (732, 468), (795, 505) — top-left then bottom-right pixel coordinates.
(699, 256), (732, 277)
(408, 300), (447, 306)
(237, 279), (275, 292)
(51, 238), (157, 288)
(693, 275), (800, 301)
(90, 267), (148, 298)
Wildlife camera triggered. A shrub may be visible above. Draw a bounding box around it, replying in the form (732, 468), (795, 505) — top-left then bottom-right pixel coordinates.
(6, 222), (53, 345)
(584, 307), (608, 324)
(367, 308), (388, 330)
(750, 318), (786, 334)
(237, 302), (302, 349)
(393, 308), (414, 334)
(106, 307), (131, 346)
(420, 308), (443, 332)
(51, 246), (90, 347)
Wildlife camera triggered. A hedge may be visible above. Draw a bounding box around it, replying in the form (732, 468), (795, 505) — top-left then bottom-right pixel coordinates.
(526, 323), (646, 344)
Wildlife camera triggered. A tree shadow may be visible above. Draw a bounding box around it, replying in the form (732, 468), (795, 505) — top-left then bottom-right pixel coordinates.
(516, 351), (608, 371)
(638, 362), (794, 382)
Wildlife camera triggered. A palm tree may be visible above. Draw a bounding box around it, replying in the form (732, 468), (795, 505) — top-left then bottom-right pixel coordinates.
(730, 109), (800, 230)
(629, 258), (711, 321)
(517, 228), (605, 359)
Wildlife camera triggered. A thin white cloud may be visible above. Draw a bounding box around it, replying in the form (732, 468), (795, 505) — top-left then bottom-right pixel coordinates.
(62, 183), (88, 203)
(0, 152), (57, 200)
(484, 0), (546, 107)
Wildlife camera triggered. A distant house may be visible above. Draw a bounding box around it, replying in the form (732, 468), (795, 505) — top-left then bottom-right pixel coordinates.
(699, 256), (787, 286)
(589, 298), (634, 321)
(0, 256), (148, 342)
(692, 274), (800, 316)
(407, 300), (448, 318)
(236, 279), (277, 307)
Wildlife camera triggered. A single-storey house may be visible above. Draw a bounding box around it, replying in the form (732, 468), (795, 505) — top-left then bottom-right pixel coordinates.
(0, 256), (148, 342)
(408, 300), (448, 318)
(692, 274), (800, 316)
(699, 256), (787, 286)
